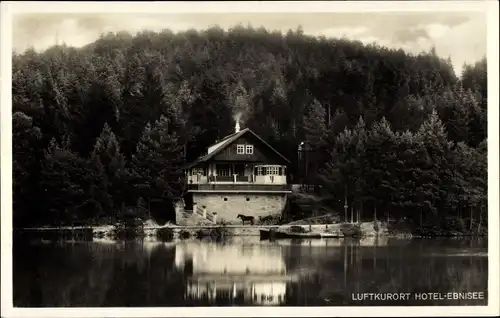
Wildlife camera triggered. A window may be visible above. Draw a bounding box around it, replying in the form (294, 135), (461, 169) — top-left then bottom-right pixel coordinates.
(192, 167), (205, 176)
(267, 166), (279, 175)
(217, 164), (230, 176)
(255, 166), (265, 175)
(237, 144), (245, 154)
(246, 198), (250, 201)
(224, 197), (228, 201)
(245, 145), (254, 154)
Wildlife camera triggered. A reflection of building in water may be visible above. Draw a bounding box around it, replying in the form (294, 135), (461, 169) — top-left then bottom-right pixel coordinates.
(175, 242), (286, 274)
(253, 282), (286, 305)
(185, 279), (287, 305)
(176, 242), (292, 305)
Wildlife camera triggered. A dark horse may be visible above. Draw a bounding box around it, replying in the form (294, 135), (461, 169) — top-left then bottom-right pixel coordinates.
(237, 214), (255, 225)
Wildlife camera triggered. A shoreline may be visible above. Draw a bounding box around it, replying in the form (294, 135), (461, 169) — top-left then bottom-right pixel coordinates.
(13, 222), (487, 241)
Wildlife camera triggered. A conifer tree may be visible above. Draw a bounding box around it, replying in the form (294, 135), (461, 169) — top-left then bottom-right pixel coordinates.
(82, 153), (110, 221)
(40, 138), (86, 225)
(363, 117), (398, 222)
(321, 117), (366, 222)
(353, 117), (367, 222)
(303, 99), (327, 149)
(461, 57), (487, 109)
(91, 123), (128, 215)
(131, 115), (185, 211)
(418, 109), (453, 216)
(229, 80), (251, 123)
(12, 112), (42, 226)
(396, 130), (437, 226)
(10, 26), (488, 231)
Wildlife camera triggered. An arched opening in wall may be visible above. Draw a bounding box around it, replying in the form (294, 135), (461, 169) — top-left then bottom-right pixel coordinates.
(224, 198), (228, 201)
(246, 198), (250, 201)
(150, 198), (176, 224)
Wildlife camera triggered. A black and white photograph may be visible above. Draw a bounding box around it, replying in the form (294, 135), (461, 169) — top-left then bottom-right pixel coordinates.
(1, 1), (499, 317)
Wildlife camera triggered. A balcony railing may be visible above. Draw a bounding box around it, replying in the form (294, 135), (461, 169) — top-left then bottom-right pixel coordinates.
(188, 184), (292, 192)
(236, 175), (249, 182)
(204, 175), (250, 182)
(208, 175), (234, 182)
(216, 176), (233, 182)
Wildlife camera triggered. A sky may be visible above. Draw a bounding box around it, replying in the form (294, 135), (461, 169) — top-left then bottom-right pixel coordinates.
(12, 11), (487, 75)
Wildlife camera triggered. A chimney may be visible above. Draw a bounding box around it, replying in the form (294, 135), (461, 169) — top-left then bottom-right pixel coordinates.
(235, 120), (240, 133)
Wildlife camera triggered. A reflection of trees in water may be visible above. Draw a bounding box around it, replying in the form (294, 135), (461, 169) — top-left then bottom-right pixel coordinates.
(14, 241), (118, 306)
(13, 238), (487, 307)
(103, 242), (187, 306)
(14, 241), (185, 307)
(284, 238), (487, 306)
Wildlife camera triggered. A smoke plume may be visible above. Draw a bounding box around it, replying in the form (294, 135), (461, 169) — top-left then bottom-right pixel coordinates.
(233, 112), (243, 124)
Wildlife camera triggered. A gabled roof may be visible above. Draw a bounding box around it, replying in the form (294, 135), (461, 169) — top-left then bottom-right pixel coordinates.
(207, 129), (243, 154)
(185, 128), (290, 168)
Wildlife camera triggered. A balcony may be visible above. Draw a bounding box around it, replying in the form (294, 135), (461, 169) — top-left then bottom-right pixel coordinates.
(187, 183), (292, 193)
(236, 175), (249, 182)
(210, 175), (233, 182)
(187, 174), (287, 185)
(207, 175), (250, 182)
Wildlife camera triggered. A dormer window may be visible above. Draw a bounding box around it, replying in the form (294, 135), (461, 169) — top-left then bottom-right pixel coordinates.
(237, 145), (245, 154)
(246, 145), (254, 154)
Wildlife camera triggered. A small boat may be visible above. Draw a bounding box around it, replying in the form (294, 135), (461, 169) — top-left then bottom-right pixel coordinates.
(319, 232), (343, 238)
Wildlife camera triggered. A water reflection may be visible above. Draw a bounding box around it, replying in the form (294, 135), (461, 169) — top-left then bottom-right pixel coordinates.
(175, 240), (290, 305)
(13, 237), (488, 307)
(283, 237), (487, 306)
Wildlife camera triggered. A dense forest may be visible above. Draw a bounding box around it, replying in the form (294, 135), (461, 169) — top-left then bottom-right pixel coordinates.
(12, 26), (487, 233)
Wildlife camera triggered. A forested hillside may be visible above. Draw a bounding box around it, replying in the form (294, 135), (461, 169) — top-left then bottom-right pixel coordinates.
(12, 26), (487, 232)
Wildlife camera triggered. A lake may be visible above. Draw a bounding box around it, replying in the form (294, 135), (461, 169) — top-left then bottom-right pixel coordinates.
(13, 236), (488, 307)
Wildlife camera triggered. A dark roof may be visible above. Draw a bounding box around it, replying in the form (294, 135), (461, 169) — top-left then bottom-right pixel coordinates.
(209, 129), (242, 148)
(184, 128), (290, 168)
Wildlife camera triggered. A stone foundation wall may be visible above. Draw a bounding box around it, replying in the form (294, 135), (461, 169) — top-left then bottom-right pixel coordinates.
(192, 193), (287, 224)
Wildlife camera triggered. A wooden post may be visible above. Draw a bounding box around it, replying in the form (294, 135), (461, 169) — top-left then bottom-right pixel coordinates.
(148, 200), (151, 220)
(202, 207), (207, 218)
(212, 213), (217, 224)
(193, 203), (197, 214)
(344, 185), (348, 223)
(305, 142), (308, 181)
